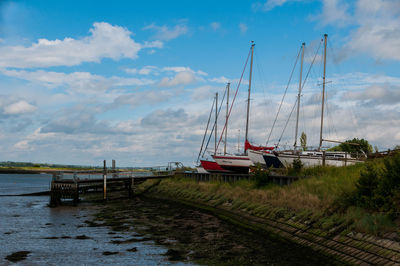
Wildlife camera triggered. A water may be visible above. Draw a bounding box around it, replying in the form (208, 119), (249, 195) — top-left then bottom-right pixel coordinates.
(0, 174), (187, 265)
(0, 174), (336, 265)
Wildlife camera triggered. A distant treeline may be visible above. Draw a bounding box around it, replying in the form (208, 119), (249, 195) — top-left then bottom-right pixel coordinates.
(0, 161), (99, 169)
(0, 161), (158, 170)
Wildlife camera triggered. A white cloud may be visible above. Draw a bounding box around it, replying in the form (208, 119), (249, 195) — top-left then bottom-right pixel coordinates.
(14, 140), (32, 151)
(3, 100), (37, 114)
(0, 22), (151, 68)
(253, 0), (292, 12)
(0, 96), (37, 117)
(123, 68), (137, 74)
(313, 0), (352, 27)
(143, 23), (188, 41)
(112, 90), (175, 107)
(1, 69), (155, 93)
(209, 76), (230, 84)
(239, 23), (248, 34)
(343, 0), (400, 61)
(138, 66), (158, 75)
(159, 71), (197, 87)
(162, 66), (207, 76)
(191, 85), (221, 101)
(342, 83), (400, 106)
(210, 22), (221, 31)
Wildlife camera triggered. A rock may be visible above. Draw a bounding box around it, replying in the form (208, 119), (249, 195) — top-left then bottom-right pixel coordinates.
(5, 251), (31, 262)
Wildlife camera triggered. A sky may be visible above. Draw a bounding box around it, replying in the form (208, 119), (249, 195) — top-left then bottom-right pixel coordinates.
(0, 0), (399, 167)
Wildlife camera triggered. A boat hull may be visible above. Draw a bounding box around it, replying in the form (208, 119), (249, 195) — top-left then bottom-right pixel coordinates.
(196, 166), (209, 173)
(247, 150), (267, 168)
(263, 152), (284, 168)
(276, 153), (363, 168)
(212, 155), (253, 174)
(200, 160), (231, 173)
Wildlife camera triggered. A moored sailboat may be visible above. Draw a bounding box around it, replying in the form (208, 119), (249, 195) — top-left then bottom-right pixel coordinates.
(267, 34), (364, 168)
(212, 42), (268, 173)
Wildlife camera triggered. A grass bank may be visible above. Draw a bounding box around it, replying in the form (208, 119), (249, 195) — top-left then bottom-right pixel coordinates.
(137, 160), (399, 239)
(134, 159), (400, 264)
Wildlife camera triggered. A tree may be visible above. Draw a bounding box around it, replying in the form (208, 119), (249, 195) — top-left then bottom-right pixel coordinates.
(300, 132), (307, 151)
(327, 138), (372, 156)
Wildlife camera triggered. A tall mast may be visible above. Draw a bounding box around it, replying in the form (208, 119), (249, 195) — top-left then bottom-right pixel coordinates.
(245, 42), (255, 151)
(214, 92), (218, 155)
(319, 34), (328, 151)
(294, 42), (305, 151)
(224, 82), (230, 155)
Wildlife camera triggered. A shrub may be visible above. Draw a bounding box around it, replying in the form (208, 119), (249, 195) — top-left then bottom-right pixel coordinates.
(251, 163), (270, 188)
(292, 158), (303, 174)
(353, 154), (400, 218)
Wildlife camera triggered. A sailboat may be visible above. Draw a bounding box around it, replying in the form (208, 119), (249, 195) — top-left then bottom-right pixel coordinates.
(212, 42), (273, 173)
(266, 34), (364, 168)
(197, 87), (232, 173)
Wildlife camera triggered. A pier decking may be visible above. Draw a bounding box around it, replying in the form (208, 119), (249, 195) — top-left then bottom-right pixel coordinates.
(182, 172), (302, 185)
(49, 171), (172, 206)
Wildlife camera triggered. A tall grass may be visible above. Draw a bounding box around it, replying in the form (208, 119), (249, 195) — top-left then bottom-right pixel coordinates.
(139, 161), (397, 235)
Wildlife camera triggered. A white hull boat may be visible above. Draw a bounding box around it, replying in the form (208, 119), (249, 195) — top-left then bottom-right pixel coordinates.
(212, 154), (253, 174)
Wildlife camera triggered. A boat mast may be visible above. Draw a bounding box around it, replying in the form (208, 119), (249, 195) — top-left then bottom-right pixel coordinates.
(319, 34), (328, 151)
(224, 83), (230, 155)
(245, 41), (255, 152)
(215, 92), (218, 155)
(294, 42), (305, 151)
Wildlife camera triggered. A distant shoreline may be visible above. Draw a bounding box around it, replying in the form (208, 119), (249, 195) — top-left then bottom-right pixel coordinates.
(0, 168), (101, 174)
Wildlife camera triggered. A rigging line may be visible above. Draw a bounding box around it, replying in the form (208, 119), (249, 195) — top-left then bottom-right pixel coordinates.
(300, 38), (323, 94)
(276, 98), (298, 148)
(202, 87), (227, 158)
(255, 50), (270, 131)
(215, 47), (251, 152)
(255, 49), (269, 109)
(328, 41), (360, 139)
(266, 46), (302, 145)
(196, 99), (215, 164)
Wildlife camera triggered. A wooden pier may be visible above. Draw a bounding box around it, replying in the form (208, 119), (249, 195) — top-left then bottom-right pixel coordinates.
(49, 172), (172, 207)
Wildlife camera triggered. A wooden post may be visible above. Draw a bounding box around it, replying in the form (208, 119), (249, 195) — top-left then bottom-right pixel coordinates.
(112, 159), (116, 178)
(345, 153), (348, 167)
(73, 183), (79, 206)
(322, 151), (326, 167)
(103, 160), (107, 200)
(128, 178), (133, 198)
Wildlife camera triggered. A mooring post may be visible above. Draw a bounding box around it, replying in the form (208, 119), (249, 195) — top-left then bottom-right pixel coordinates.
(130, 177), (134, 198)
(112, 159), (116, 178)
(103, 160), (107, 200)
(322, 151), (326, 166)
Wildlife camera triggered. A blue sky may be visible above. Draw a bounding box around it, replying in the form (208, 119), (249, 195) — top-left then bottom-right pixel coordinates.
(0, 0), (399, 166)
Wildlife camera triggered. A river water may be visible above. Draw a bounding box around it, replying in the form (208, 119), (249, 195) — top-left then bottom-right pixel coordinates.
(0, 174), (187, 265)
(0, 174), (336, 265)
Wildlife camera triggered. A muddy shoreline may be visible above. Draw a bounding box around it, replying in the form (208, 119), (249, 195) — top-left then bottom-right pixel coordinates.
(90, 196), (339, 265)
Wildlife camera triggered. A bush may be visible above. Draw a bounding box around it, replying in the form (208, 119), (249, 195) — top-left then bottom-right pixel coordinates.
(353, 154), (400, 218)
(292, 158), (303, 174)
(251, 164), (270, 188)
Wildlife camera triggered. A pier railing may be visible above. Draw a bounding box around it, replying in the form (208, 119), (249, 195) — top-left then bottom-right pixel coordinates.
(182, 172), (302, 186)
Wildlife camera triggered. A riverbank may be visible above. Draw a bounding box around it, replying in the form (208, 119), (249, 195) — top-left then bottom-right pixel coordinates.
(88, 195), (338, 265)
(134, 163), (400, 265)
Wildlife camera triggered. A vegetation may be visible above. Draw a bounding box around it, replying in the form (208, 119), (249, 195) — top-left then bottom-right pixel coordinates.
(290, 158), (303, 175)
(327, 138), (373, 156)
(250, 164), (270, 188)
(345, 153), (400, 218)
(139, 156), (400, 237)
(300, 132), (307, 151)
(0, 161), (96, 170)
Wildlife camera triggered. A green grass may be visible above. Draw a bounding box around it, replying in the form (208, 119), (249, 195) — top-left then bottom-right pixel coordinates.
(137, 161), (398, 236)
